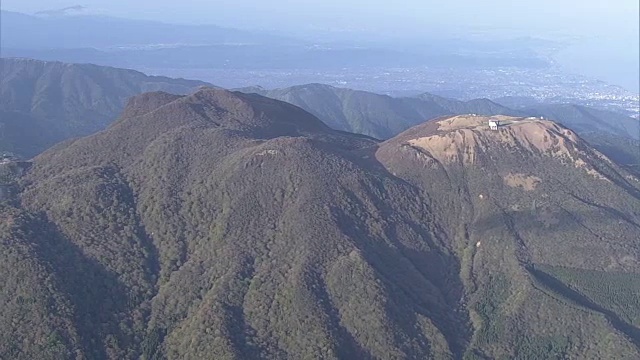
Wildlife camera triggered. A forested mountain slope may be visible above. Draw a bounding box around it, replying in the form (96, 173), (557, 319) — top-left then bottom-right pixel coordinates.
(1, 90), (639, 359)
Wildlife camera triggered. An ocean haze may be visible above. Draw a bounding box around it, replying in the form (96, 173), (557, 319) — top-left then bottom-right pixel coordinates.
(555, 36), (640, 93)
(2, 0), (637, 36)
(2, 0), (638, 92)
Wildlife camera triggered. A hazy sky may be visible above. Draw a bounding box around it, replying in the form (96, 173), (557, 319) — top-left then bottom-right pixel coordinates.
(2, 0), (639, 90)
(2, 0), (638, 37)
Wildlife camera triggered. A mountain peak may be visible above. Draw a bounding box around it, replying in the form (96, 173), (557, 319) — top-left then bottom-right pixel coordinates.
(118, 87), (331, 131)
(386, 115), (616, 181)
(32, 88), (356, 174)
(160, 87), (332, 134)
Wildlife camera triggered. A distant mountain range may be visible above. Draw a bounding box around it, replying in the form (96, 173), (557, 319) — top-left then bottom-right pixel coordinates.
(0, 58), (211, 158)
(0, 10), (293, 49)
(242, 83), (639, 141)
(520, 104), (639, 139)
(1, 88), (639, 359)
(0, 10), (551, 71)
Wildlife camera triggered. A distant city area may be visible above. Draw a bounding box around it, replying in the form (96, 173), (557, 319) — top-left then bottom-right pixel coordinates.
(144, 66), (640, 118)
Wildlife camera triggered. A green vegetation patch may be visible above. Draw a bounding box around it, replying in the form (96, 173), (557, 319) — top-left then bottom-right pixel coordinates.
(538, 265), (640, 326)
(513, 335), (570, 360)
(474, 273), (511, 345)
(0, 163), (19, 185)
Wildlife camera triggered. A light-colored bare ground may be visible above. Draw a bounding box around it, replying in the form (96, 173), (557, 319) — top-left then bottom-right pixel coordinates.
(504, 173), (542, 191)
(407, 115), (612, 181)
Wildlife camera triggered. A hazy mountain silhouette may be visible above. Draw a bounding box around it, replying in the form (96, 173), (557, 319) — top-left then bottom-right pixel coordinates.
(0, 58), (211, 157)
(0, 10), (292, 50)
(1, 10), (550, 72)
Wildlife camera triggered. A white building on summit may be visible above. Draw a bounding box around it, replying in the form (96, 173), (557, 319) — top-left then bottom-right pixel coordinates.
(488, 120), (500, 130)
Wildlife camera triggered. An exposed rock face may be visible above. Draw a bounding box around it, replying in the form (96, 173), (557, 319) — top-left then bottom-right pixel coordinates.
(503, 173), (542, 191)
(396, 115), (616, 181)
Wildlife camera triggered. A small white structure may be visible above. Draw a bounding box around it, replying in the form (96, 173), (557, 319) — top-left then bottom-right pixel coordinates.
(488, 120), (500, 131)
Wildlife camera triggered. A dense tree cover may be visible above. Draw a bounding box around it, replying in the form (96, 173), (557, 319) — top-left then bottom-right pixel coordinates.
(539, 265), (640, 327)
(579, 132), (640, 175)
(0, 90), (639, 359)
